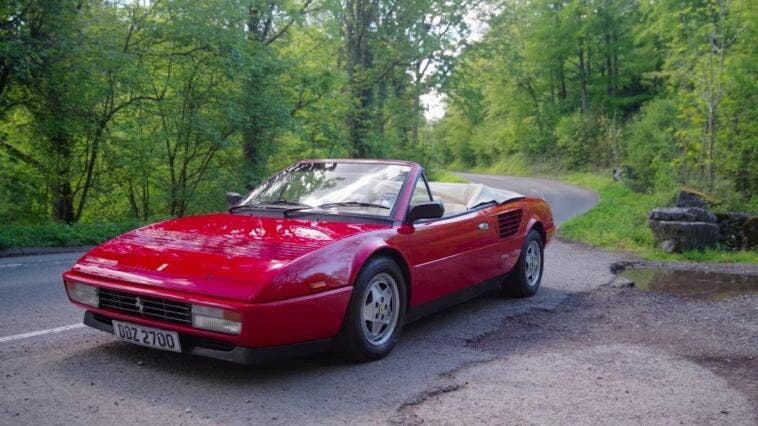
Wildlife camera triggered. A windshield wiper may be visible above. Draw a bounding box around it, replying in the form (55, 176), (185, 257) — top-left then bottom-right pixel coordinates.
(229, 200), (312, 213)
(259, 200), (312, 208)
(316, 201), (390, 210)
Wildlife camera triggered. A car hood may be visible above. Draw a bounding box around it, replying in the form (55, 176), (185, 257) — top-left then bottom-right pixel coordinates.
(70, 213), (388, 301)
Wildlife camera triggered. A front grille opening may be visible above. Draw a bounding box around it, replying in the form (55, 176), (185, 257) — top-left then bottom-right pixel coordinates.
(98, 288), (192, 325)
(93, 312), (113, 325)
(497, 209), (523, 238)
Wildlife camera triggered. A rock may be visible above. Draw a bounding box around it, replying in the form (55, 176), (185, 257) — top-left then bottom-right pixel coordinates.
(648, 207), (717, 223)
(660, 239), (677, 253)
(610, 277), (634, 288)
(721, 212), (752, 223)
(745, 217), (758, 249)
(609, 261), (636, 274)
(715, 212), (756, 249)
(648, 220), (720, 252)
(675, 190), (712, 208)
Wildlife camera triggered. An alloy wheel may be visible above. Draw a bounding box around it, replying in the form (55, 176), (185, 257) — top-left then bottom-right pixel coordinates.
(360, 272), (400, 345)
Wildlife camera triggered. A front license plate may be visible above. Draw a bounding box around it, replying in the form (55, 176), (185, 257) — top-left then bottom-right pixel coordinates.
(112, 320), (182, 353)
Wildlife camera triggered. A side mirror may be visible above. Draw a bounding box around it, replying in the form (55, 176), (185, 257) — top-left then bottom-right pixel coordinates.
(226, 192), (243, 207)
(405, 201), (444, 224)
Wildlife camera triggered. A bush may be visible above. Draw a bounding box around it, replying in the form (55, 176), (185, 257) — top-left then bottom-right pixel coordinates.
(555, 113), (619, 169)
(622, 99), (680, 192)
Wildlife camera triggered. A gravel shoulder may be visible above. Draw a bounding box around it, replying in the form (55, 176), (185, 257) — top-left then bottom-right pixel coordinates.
(396, 271), (758, 425)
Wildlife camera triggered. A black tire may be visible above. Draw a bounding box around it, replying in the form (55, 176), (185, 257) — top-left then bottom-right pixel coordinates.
(503, 229), (544, 298)
(334, 257), (407, 362)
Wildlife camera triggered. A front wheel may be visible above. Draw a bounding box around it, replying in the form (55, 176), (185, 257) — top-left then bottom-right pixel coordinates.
(334, 257), (407, 362)
(503, 229), (544, 298)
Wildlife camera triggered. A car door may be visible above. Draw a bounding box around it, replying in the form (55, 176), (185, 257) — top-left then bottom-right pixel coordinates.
(405, 175), (498, 306)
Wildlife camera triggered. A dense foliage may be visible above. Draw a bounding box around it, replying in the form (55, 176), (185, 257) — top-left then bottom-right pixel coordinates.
(437, 0), (756, 211)
(0, 0), (473, 224)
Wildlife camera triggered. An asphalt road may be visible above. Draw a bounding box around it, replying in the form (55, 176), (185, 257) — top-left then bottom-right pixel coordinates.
(456, 172), (599, 225)
(1, 175), (754, 424)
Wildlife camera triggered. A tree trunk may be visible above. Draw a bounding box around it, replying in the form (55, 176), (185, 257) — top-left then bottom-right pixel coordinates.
(410, 61), (424, 146)
(558, 63), (567, 102)
(241, 115), (271, 187)
(411, 90), (421, 146)
(50, 132), (75, 223)
(578, 45), (588, 113)
(344, 0), (376, 157)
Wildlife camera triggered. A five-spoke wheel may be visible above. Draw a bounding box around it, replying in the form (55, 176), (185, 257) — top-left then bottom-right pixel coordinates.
(524, 239), (542, 287)
(335, 257), (407, 362)
(503, 229), (544, 298)
(360, 273), (400, 345)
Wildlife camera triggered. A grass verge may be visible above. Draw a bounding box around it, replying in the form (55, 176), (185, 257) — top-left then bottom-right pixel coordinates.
(0, 221), (147, 250)
(559, 173), (758, 263)
(429, 170), (470, 183)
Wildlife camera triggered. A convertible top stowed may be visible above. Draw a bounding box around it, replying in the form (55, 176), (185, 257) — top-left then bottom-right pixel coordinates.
(429, 182), (525, 215)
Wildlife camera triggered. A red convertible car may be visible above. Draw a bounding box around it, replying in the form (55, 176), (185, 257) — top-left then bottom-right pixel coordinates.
(63, 160), (554, 363)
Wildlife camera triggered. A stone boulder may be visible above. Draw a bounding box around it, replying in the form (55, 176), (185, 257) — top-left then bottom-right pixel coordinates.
(716, 212), (758, 250)
(745, 217), (758, 249)
(649, 207), (717, 223)
(675, 190), (713, 209)
(649, 193), (755, 253)
(648, 220), (720, 253)
(648, 207), (719, 253)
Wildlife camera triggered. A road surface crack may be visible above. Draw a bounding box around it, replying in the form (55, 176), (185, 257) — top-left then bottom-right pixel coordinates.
(391, 383), (463, 424)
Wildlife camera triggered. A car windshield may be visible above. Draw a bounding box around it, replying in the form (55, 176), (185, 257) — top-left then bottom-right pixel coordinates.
(238, 162), (411, 217)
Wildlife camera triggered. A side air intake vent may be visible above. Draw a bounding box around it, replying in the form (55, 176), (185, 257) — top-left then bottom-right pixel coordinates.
(497, 209), (523, 238)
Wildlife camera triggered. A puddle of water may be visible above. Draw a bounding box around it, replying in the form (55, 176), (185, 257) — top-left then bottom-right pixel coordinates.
(619, 267), (758, 300)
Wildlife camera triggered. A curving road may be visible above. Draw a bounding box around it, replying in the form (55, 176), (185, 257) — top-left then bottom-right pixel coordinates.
(2, 175), (753, 424)
(455, 172), (598, 225)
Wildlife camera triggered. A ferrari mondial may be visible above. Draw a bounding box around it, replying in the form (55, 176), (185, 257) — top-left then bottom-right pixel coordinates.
(63, 160), (554, 363)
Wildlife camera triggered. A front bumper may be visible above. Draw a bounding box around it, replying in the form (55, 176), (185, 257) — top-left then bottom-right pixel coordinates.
(84, 311), (333, 364)
(64, 270), (352, 356)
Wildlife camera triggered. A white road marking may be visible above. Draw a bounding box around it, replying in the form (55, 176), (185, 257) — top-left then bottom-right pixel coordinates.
(0, 323), (85, 343)
(0, 263), (23, 269)
(0, 260), (74, 268)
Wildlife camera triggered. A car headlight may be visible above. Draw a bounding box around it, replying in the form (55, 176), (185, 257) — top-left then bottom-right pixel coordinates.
(65, 281), (99, 307)
(191, 305), (242, 335)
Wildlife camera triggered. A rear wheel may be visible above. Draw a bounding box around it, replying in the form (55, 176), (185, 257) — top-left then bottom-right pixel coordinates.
(503, 229), (544, 298)
(334, 257), (406, 362)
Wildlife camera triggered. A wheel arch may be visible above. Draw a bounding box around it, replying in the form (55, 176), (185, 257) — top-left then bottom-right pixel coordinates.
(350, 245), (412, 307)
(527, 219), (546, 244)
